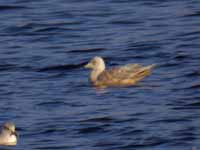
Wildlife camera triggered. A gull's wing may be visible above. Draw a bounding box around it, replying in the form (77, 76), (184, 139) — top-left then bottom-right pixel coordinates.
(96, 64), (155, 86)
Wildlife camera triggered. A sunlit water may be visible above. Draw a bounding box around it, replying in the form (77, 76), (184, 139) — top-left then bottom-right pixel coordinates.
(0, 0), (199, 149)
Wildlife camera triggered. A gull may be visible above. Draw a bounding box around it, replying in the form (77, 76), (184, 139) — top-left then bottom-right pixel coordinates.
(85, 56), (155, 87)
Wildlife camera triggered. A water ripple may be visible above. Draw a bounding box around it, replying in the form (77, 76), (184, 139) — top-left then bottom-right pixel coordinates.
(0, 5), (28, 11)
(0, 0), (199, 150)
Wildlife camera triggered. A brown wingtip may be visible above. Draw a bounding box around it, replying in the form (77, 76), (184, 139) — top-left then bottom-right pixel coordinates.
(147, 64), (156, 70)
(134, 64), (155, 79)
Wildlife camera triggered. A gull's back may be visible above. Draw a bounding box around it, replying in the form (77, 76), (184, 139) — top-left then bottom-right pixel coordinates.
(94, 64), (155, 87)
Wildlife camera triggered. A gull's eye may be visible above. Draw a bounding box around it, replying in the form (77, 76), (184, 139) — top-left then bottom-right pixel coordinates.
(92, 60), (96, 65)
(3, 126), (10, 131)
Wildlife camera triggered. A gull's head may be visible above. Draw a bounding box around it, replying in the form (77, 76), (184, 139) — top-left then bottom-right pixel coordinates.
(84, 56), (105, 71)
(0, 121), (18, 146)
(3, 121), (17, 137)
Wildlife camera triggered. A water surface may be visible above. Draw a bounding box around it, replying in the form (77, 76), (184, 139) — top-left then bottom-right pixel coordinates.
(0, 0), (199, 149)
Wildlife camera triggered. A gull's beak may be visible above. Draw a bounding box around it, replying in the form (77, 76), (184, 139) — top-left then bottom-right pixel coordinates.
(84, 62), (92, 69)
(12, 131), (18, 137)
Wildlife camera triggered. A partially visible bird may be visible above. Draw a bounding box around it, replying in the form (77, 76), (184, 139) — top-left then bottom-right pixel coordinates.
(84, 56), (155, 87)
(0, 121), (18, 146)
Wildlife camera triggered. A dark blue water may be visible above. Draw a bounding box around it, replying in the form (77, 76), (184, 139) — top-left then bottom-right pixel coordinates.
(0, 0), (199, 149)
